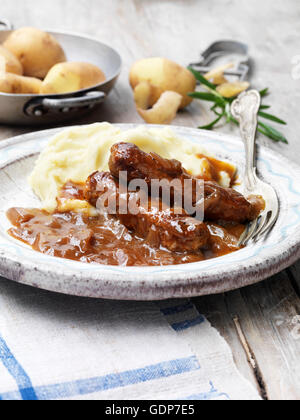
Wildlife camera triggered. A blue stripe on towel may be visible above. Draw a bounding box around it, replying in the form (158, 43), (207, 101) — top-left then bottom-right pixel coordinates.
(0, 390), (21, 400)
(182, 382), (230, 400)
(0, 335), (37, 400)
(171, 315), (205, 332)
(160, 302), (194, 316)
(184, 391), (230, 400)
(0, 355), (200, 400)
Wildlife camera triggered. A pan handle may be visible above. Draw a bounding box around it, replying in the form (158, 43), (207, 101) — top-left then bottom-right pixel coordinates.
(24, 91), (106, 117)
(0, 19), (14, 30)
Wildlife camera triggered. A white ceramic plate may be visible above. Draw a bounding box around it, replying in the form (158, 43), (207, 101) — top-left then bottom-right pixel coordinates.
(0, 124), (300, 300)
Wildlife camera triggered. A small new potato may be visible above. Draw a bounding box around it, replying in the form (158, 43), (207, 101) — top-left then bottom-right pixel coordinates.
(0, 72), (42, 94)
(41, 62), (106, 94)
(0, 46), (23, 75)
(3, 27), (66, 79)
(129, 57), (196, 109)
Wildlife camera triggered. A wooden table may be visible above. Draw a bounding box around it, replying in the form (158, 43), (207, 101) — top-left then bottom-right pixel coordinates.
(1, 0), (299, 400)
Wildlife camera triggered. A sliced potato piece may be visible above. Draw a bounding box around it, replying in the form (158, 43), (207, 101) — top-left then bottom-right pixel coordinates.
(205, 62), (234, 85)
(41, 62), (106, 94)
(0, 46), (23, 75)
(216, 81), (250, 98)
(133, 81), (157, 110)
(0, 72), (42, 94)
(137, 91), (182, 124)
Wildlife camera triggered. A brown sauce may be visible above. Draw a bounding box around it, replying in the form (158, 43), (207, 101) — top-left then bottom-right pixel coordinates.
(59, 181), (85, 200)
(6, 208), (244, 266)
(6, 181), (246, 266)
(196, 153), (237, 184)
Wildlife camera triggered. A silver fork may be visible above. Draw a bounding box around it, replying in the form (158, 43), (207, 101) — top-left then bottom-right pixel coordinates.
(231, 90), (279, 245)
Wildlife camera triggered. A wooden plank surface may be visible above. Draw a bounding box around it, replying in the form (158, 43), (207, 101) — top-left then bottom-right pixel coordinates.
(289, 260), (300, 294)
(195, 271), (300, 400)
(0, 0), (299, 400)
(192, 293), (262, 397)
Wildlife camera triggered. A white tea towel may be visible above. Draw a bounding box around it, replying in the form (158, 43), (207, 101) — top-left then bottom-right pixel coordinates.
(0, 277), (261, 400)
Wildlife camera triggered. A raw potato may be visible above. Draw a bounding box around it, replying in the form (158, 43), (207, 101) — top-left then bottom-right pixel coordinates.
(3, 27), (66, 79)
(217, 81), (250, 98)
(0, 72), (42, 94)
(0, 46), (23, 75)
(137, 91), (182, 125)
(40, 62), (106, 94)
(130, 57), (196, 109)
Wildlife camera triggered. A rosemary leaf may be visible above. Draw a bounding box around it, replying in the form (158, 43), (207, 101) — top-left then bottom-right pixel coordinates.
(260, 88), (269, 97)
(228, 114), (239, 125)
(199, 113), (224, 130)
(258, 111), (287, 125)
(188, 67), (217, 90)
(258, 127), (279, 142)
(188, 91), (219, 101)
(258, 122), (288, 144)
(188, 91), (225, 107)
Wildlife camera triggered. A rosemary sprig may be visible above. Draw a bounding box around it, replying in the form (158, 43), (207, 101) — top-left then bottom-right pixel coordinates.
(188, 68), (288, 144)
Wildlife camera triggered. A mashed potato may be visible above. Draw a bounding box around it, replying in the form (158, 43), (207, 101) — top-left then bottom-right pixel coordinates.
(29, 123), (234, 212)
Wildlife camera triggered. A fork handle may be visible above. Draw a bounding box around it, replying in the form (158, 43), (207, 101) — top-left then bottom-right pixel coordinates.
(231, 90), (261, 192)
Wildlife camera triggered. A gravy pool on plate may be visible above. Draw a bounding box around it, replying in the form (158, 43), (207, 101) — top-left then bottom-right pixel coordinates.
(6, 124), (264, 267)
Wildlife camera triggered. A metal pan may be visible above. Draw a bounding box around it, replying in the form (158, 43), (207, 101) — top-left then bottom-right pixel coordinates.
(0, 19), (122, 126)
